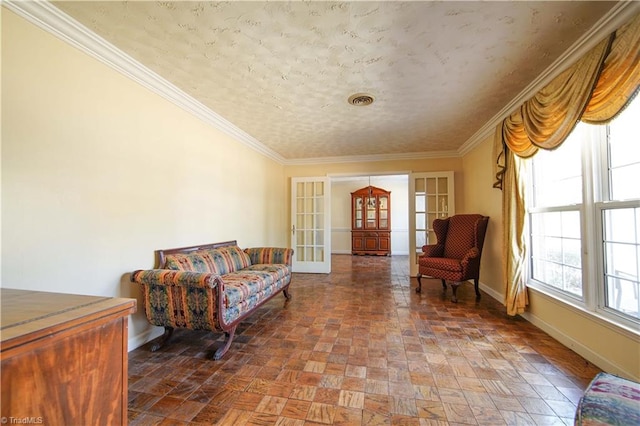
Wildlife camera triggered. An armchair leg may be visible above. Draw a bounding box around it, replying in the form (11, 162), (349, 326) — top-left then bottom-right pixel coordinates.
(441, 279), (447, 291)
(213, 327), (237, 360)
(283, 287), (291, 300)
(474, 279), (481, 300)
(150, 326), (174, 352)
(450, 282), (460, 303)
(416, 274), (422, 293)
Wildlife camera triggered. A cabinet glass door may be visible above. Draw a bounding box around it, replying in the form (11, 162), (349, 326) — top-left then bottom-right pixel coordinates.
(379, 195), (389, 229)
(365, 197), (377, 229)
(353, 196), (363, 229)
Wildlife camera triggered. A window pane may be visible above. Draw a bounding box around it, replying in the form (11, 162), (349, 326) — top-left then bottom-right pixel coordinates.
(604, 208), (637, 244)
(530, 211), (582, 296)
(603, 207), (640, 319)
(606, 276), (639, 319)
(532, 128), (583, 207)
(609, 98), (640, 201)
(610, 164), (640, 200)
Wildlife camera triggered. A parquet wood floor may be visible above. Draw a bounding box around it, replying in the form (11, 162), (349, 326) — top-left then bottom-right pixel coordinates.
(128, 254), (601, 425)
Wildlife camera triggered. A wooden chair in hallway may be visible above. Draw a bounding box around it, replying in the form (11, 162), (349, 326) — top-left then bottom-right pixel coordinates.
(416, 214), (489, 302)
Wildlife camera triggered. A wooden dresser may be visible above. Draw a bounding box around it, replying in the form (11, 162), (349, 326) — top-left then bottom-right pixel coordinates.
(1, 288), (136, 425)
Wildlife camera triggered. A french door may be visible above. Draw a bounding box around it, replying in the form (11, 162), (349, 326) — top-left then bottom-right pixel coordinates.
(291, 177), (331, 273)
(409, 172), (455, 276)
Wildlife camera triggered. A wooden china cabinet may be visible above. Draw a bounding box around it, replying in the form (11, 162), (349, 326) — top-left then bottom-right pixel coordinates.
(351, 185), (391, 256)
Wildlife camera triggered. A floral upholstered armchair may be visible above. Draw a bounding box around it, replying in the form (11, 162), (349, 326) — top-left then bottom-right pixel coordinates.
(416, 214), (489, 302)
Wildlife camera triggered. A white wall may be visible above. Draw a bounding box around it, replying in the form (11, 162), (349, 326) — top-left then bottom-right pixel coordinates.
(1, 10), (287, 350)
(330, 175), (409, 255)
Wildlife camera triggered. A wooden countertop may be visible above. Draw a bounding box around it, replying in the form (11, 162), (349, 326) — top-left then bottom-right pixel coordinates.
(1, 288), (136, 353)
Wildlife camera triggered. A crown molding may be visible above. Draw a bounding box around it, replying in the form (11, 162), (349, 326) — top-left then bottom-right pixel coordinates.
(282, 149), (461, 166)
(2, 0), (287, 164)
(457, 1), (640, 157)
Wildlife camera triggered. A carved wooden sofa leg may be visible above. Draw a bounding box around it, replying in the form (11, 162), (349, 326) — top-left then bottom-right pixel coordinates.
(150, 326), (174, 352)
(416, 274), (422, 293)
(283, 287), (291, 300)
(214, 327), (237, 360)
(474, 279), (481, 301)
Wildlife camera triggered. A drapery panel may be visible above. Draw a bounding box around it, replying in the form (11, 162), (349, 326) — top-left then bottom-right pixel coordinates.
(493, 12), (640, 316)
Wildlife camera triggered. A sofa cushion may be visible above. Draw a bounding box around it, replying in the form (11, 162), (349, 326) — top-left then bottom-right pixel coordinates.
(419, 257), (462, 273)
(222, 272), (288, 325)
(205, 246), (251, 275)
(164, 251), (217, 273)
(244, 263), (291, 281)
(575, 372), (640, 425)
(164, 246), (251, 275)
(222, 264), (290, 306)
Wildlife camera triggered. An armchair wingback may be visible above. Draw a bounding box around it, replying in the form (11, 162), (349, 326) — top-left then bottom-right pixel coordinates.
(417, 214), (489, 302)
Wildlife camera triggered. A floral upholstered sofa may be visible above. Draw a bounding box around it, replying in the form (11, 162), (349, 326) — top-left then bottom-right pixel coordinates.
(131, 240), (293, 359)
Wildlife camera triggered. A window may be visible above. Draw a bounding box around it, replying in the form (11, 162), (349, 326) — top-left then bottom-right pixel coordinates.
(528, 96), (640, 327)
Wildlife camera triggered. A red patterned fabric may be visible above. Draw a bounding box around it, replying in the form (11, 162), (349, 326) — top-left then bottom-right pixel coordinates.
(418, 214), (489, 284)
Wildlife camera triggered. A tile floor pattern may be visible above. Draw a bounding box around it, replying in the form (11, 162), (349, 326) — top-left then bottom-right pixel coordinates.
(128, 255), (601, 425)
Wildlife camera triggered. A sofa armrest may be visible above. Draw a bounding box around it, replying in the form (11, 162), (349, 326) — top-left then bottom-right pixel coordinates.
(131, 269), (222, 288)
(244, 247), (294, 266)
(421, 244), (444, 257)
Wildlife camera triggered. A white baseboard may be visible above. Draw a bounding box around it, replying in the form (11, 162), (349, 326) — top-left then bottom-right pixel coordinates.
(128, 327), (163, 352)
(520, 311), (638, 382)
(479, 281), (503, 303)
(478, 281), (639, 382)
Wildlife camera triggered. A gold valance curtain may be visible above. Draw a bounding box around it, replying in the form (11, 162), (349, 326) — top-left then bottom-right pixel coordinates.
(494, 12), (640, 316)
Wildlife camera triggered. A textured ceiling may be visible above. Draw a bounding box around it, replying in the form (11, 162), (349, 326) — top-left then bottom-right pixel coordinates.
(52, 1), (620, 162)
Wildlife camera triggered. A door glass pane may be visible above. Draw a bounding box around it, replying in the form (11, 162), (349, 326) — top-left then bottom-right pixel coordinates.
(437, 177), (448, 193)
(426, 178), (436, 194)
(427, 195), (436, 212)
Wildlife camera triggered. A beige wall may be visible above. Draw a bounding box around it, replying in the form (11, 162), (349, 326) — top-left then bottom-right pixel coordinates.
(461, 135), (503, 298)
(1, 10), (287, 348)
(461, 135), (640, 381)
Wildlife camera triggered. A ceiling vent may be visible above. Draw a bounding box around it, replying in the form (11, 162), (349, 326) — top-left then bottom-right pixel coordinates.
(348, 93), (375, 106)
